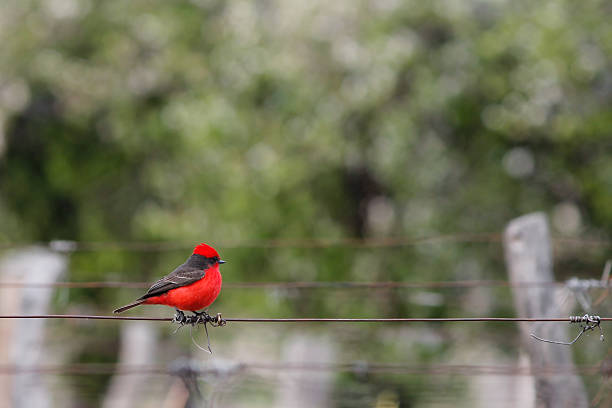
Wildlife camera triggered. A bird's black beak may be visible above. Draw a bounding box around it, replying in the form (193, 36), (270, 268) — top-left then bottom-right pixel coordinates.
(218, 259), (226, 264)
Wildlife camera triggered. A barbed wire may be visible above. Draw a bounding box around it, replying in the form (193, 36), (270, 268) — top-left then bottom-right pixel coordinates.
(0, 279), (561, 289)
(0, 362), (605, 377)
(0, 314), (610, 322)
(1, 278), (609, 290)
(0, 234), (608, 252)
(0, 233), (501, 251)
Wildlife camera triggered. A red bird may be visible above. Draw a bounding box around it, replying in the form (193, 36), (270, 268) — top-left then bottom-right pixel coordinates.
(113, 243), (225, 315)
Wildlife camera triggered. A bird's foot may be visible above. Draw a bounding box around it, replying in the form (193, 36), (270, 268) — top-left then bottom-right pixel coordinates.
(171, 311), (226, 354)
(193, 310), (211, 324)
(173, 309), (187, 325)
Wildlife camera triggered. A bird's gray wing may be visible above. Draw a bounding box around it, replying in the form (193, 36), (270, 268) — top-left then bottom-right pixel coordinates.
(138, 263), (206, 300)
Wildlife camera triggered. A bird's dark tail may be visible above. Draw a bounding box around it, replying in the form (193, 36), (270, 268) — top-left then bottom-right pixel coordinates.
(113, 299), (145, 314)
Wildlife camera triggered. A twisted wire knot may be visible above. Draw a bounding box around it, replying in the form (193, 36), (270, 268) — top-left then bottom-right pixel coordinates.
(531, 314), (604, 345)
(173, 310), (226, 327)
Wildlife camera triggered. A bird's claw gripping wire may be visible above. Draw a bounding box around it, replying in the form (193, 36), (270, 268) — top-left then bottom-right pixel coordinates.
(172, 310), (227, 353)
(531, 314), (604, 346)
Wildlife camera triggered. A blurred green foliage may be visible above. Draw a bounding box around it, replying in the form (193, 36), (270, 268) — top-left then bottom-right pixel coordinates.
(0, 0), (611, 406)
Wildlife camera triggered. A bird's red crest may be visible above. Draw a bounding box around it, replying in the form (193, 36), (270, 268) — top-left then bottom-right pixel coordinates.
(192, 243), (219, 258)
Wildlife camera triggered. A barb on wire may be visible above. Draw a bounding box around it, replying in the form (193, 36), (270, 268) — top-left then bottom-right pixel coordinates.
(173, 310), (226, 353)
(531, 314), (604, 346)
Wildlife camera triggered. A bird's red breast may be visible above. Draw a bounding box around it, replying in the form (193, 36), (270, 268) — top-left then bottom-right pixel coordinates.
(143, 263), (222, 311)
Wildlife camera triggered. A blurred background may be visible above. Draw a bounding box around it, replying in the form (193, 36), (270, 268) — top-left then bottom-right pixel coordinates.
(0, 0), (611, 407)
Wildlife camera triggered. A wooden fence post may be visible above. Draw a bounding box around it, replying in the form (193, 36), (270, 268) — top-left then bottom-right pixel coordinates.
(0, 247), (67, 408)
(102, 322), (159, 408)
(503, 213), (587, 408)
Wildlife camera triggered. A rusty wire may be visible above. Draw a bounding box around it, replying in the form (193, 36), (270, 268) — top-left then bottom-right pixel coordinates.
(0, 362), (605, 377)
(0, 233), (608, 252)
(1, 314), (611, 322)
(0, 279), (569, 290)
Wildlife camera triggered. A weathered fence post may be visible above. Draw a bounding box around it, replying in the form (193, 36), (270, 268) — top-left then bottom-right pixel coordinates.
(0, 247), (67, 408)
(503, 212), (587, 408)
(102, 322), (158, 408)
(275, 333), (335, 408)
